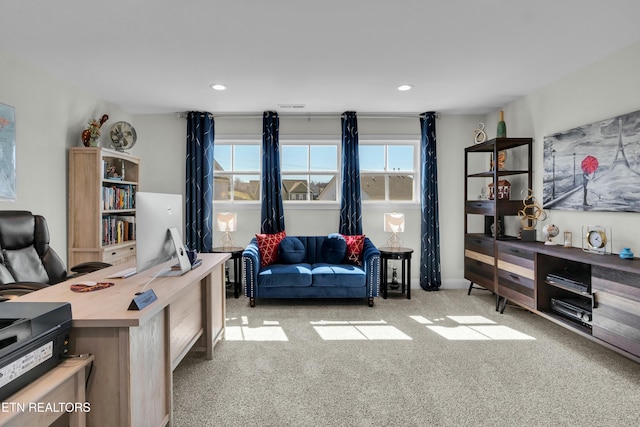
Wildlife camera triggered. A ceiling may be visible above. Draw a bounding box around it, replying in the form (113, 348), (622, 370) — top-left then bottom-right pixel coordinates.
(2, 0), (640, 115)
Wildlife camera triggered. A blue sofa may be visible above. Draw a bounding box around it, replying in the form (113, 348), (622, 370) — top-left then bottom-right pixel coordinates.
(242, 235), (381, 307)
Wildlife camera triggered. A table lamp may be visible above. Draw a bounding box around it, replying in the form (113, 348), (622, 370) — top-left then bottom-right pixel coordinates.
(384, 212), (405, 249)
(216, 212), (237, 249)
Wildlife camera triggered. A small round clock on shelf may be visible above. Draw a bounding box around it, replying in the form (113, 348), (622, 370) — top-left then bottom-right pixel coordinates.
(582, 225), (610, 254)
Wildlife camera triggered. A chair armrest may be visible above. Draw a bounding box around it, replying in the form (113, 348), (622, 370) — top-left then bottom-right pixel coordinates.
(70, 261), (112, 274)
(0, 282), (50, 300)
(362, 238), (381, 298)
(242, 238), (260, 298)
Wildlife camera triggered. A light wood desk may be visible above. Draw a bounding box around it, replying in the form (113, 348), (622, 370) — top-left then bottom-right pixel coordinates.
(16, 253), (229, 427)
(0, 356), (94, 427)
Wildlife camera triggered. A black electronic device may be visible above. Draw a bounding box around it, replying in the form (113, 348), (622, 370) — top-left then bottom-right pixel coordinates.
(546, 266), (591, 293)
(0, 302), (72, 400)
(551, 298), (592, 327)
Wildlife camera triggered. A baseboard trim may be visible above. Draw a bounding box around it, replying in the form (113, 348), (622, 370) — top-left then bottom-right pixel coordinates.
(406, 279), (468, 290)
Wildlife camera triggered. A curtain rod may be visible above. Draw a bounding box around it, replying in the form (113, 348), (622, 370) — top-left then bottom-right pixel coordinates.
(177, 112), (439, 119)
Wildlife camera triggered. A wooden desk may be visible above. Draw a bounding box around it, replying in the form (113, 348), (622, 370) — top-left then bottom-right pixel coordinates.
(16, 253), (229, 427)
(0, 355), (94, 427)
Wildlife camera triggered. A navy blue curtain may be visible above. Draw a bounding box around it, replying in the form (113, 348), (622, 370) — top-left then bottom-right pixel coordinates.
(420, 112), (441, 291)
(185, 112), (214, 252)
(339, 111), (362, 235)
(261, 111), (285, 233)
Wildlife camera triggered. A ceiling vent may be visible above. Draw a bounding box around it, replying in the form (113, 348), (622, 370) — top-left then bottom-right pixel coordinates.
(278, 104), (306, 109)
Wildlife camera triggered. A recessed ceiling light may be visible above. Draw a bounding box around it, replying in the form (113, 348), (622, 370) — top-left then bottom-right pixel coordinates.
(210, 84), (226, 91)
(397, 84), (413, 91)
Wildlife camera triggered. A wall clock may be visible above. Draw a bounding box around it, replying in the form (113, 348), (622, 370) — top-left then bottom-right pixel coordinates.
(582, 225), (611, 254)
(109, 121), (137, 152)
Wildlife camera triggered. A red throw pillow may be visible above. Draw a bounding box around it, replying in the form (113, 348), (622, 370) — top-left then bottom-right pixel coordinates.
(255, 231), (287, 266)
(341, 234), (365, 265)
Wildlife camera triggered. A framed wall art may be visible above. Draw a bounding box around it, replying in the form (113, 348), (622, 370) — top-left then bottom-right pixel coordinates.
(543, 109), (640, 212)
(0, 102), (16, 201)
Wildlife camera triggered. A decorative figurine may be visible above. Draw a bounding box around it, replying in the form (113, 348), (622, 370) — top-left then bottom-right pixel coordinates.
(474, 123), (487, 144)
(518, 189), (547, 241)
(542, 224), (560, 245)
(82, 114), (109, 147)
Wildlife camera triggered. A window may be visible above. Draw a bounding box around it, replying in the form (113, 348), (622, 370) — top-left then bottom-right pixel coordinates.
(214, 144), (261, 202)
(281, 144), (338, 202)
(359, 144), (416, 201)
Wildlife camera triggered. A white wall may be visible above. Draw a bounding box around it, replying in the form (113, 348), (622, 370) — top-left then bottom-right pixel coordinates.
(132, 112), (480, 288)
(494, 41), (640, 253)
(0, 49), (131, 266)
(5, 39), (639, 285)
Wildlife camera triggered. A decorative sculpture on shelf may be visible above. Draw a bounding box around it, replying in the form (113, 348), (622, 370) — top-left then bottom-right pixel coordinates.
(474, 123), (487, 144)
(542, 224), (560, 245)
(81, 114), (109, 147)
(518, 189), (547, 241)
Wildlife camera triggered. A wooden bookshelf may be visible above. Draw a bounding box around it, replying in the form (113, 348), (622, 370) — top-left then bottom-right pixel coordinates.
(68, 147), (140, 267)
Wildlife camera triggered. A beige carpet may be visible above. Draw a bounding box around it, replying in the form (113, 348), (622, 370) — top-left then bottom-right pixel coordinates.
(173, 289), (640, 426)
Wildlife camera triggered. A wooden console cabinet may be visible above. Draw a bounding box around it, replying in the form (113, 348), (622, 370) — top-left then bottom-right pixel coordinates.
(494, 241), (640, 362)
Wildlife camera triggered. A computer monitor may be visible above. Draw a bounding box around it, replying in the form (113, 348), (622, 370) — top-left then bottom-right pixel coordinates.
(135, 192), (191, 275)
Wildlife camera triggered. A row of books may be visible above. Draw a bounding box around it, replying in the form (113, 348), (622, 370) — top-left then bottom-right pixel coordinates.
(102, 215), (136, 246)
(103, 184), (136, 211)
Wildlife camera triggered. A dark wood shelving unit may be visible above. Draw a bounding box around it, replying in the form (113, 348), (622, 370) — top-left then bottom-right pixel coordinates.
(464, 137), (533, 296)
(463, 139), (640, 363)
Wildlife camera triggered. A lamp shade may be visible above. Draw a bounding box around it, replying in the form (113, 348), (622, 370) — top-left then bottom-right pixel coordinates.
(216, 212), (237, 232)
(383, 212), (405, 233)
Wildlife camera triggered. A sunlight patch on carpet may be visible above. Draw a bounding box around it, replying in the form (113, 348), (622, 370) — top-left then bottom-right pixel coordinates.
(225, 326), (289, 341)
(310, 320), (387, 325)
(470, 325), (535, 340)
(314, 325), (411, 341)
(447, 315), (496, 324)
(427, 325), (535, 340)
(415, 315), (536, 341)
(427, 326), (491, 340)
(409, 315), (433, 324)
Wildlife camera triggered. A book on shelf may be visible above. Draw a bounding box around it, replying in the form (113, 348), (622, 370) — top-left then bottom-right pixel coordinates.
(102, 184), (136, 211)
(102, 214), (136, 246)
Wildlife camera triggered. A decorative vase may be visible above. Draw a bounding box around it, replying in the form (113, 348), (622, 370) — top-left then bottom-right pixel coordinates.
(497, 110), (507, 138)
(619, 248), (634, 259)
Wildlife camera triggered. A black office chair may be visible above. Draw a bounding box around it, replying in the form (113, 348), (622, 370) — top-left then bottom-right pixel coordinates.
(0, 210), (110, 301)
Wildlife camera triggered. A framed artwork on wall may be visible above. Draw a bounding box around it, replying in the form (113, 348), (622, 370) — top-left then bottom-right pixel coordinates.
(543, 109), (640, 212)
(0, 102), (16, 201)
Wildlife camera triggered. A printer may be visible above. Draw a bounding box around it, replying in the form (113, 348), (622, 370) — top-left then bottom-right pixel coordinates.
(0, 302), (72, 401)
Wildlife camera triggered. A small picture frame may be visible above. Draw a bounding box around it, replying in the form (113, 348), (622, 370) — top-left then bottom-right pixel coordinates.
(563, 231), (572, 248)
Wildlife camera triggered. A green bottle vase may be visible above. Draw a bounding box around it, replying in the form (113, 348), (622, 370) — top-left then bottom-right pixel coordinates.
(497, 110), (507, 138)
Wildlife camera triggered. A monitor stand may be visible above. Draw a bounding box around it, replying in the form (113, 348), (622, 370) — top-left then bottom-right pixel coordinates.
(158, 227), (192, 277)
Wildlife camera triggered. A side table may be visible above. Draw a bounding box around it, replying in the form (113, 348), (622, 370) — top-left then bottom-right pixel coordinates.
(212, 246), (244, 298)
(379, 247), (413, 300)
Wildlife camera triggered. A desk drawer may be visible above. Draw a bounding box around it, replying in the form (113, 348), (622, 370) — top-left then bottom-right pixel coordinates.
(103, 243), (136, 265)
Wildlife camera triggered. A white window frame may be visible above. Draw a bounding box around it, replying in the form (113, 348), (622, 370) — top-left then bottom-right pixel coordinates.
(279, 139), (341, 207)
(213, 137), (419, 210)
(213, 139), (262, 206)
(359, 139), (420, 204)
